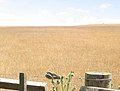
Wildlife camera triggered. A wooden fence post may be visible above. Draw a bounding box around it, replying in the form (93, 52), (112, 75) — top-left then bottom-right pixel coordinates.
(19, 73), (27, 91)
(85, 72), (112, 88)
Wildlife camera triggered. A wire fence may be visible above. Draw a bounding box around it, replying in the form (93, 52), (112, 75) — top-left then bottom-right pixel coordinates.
(0, 73), (120, 79)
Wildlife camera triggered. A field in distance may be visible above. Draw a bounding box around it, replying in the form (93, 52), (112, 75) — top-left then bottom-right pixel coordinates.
(0, 24), (120, 89)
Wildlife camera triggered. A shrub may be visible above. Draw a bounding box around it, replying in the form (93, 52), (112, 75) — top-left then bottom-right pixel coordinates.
(45, 71), (76, 91)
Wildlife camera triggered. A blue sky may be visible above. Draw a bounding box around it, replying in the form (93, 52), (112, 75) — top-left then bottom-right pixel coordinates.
(0, 0), (120, 26)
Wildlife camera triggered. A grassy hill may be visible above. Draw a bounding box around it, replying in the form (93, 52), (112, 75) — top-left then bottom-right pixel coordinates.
(0, 24), (120, 90)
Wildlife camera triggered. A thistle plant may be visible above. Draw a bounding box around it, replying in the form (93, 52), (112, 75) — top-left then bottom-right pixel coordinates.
(45, 71), (76, 91)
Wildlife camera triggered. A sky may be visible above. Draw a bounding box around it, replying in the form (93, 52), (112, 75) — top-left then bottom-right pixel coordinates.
(0, 0), (120, 26)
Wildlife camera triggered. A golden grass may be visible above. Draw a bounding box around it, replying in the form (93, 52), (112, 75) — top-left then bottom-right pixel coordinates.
(0, 25), (120, 90)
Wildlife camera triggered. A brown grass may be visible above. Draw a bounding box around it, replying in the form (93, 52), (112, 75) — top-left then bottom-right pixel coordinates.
(0, 25), (120, 90)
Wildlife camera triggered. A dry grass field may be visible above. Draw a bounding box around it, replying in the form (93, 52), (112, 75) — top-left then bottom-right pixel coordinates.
(0, 24), (120, 90)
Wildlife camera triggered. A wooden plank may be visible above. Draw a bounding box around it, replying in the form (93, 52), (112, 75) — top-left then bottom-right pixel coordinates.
(80, 86), (119, 91)
(0, 78), (48, 91)
(19, 73), (27, 91)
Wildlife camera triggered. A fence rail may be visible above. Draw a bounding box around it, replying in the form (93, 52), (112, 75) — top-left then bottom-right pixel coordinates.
(0, 73), (48, 91)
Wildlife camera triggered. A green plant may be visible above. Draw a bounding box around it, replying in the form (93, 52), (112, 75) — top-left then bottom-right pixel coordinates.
(117, 86), (120, 90)
(45, 71), (76, 91)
